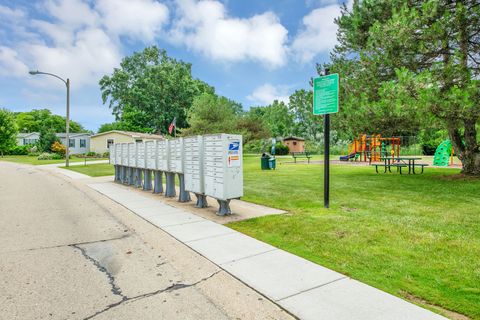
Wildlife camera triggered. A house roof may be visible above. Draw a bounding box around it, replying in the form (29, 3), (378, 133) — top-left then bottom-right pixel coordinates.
(283, 136), (305, 141)
(17, 132), (39, 138)
(56, 133), (91, 138)
(17, 132), (90, 138)
(90, 130), (164, 140)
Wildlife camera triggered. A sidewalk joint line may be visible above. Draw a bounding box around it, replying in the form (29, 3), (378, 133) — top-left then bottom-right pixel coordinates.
(158, 219), (206, 228)
(276, 276), (348, 302)
(183, 231), (237, 243)
(219, 248), (279, 265)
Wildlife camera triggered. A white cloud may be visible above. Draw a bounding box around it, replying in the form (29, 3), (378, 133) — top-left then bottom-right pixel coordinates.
(0, 4), (26, 19)
(169, 0), (288, 68)
(305, 0), (339, 7)
(26, 28), (121, 88)
(0, 0), (171, 88)
(43, 0), (99, 28)
(95, 0), (169, 41)
(0, 46), (29, 77)
(292, 4), (342, 63)
(31, 20), (75, 46)
(247, 83), (290, 106)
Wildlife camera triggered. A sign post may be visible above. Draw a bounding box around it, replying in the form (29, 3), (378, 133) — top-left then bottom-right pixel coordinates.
(313, 70), (339, 208)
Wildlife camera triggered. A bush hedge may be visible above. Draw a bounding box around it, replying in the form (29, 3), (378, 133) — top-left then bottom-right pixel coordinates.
(6, 145), (29, 155)
(38, 152), (62, 160)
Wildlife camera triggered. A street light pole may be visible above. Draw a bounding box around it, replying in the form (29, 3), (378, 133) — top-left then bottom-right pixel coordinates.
(65, 78), (70, 167)
(29, 70), (70, 167)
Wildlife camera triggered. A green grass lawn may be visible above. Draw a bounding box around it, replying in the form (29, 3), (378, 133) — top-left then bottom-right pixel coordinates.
(0, 155), (107, 165)
(62, 163), (114, 177)
(56, 155), (479, 318)
(228, 157), (480, 319)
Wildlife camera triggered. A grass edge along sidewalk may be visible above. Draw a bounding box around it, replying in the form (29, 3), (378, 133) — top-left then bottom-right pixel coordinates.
(61, 162), (114, 177)
(229, 158), (479, 319)
(0, 155), (107, 165)
(63, 158), (480, 319)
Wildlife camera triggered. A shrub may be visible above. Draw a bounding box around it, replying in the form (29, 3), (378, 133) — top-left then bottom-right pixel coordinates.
(274, 142), (289, 155)
(244, 140), (267, 154)
(102, 152), (110, 158)
(28, 145), (38, 154)
(86, 151), (97, 157)
(38, 130), (60, 152)
(422, 144), (437, 155)
(6, 145), (29, 155)
(38, 152), (61, 160)
(51, 141), (67, 157)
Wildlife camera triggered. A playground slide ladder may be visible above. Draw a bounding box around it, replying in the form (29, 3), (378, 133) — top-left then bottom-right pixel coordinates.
(433, 140), (452, 166)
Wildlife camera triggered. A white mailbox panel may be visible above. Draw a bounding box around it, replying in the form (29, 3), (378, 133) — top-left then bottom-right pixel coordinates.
(136, 142), (145, 168)
(128, 143), (136, 167)
(115, 144), (122, 165)
(168, 138), (184, 173)
(145, 141), (156, 170)
(203, 134), (243, 201)
(121, 143), (128, 166)
(184, 135), (204, 194)
(109, 145), (115, 165)
(157, 140), (169, 171)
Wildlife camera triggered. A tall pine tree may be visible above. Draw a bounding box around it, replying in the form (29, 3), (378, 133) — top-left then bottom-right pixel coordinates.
(326, 0), (480, 174)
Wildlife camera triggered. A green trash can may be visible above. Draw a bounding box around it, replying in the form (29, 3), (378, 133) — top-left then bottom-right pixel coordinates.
(268, 158), (276, 170)
(261, 154), (271, 170)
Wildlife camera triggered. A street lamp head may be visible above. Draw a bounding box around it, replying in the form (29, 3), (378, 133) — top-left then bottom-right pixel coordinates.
(29, 70), (39, 75)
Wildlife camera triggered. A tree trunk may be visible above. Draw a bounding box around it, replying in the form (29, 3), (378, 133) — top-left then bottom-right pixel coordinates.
(449, 120), (480, 175)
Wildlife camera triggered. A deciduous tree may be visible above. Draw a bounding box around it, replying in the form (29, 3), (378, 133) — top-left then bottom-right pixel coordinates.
(0, 108), (17, 156)
(99, 46), (214, 134)
(15, 109), (85, 133)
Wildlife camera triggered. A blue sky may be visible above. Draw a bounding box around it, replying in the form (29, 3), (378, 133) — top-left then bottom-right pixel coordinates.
(0, 0), (348, 131)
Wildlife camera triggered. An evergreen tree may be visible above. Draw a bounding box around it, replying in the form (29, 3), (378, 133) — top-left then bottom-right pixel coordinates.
(327, 0), (480, 174)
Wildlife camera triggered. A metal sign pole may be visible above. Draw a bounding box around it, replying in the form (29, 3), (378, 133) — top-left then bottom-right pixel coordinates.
(323, 68), (330, 208)
(324, 114), (330, 208)
(313, 69), (338, 209)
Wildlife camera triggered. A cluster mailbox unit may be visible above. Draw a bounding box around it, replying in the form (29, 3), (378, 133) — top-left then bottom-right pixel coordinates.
(110, 133), (243, 215)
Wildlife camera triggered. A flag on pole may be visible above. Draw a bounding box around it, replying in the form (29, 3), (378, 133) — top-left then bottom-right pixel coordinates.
(168, 117), (177, 135)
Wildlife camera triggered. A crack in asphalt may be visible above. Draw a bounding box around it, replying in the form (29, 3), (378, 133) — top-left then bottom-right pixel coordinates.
(71, 244), (126, 299)
(26, 234), (131, 252)
(81, 270), (222, 320)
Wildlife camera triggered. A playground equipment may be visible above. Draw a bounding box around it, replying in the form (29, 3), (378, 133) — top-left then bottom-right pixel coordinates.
(340, 134), (401, 162)
(433, 139), (454, 166)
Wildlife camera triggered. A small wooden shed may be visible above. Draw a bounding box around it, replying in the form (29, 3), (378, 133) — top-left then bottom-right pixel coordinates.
(283, 136), (305, 153)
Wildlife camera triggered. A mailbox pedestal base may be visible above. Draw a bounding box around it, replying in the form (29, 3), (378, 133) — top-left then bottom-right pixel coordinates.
(114, 165), (119, 182)
(134, 168), (143, 188)
(165, 172), (176, 197)
(128, 167), (135, 185)
(121, 166), (128, 184)
(194, 194), (208, 208)
(178, 174), (191, 202)
(143, 169), (152, 191)
(217, 199), (231, 216)
(153, 171), (163, 194)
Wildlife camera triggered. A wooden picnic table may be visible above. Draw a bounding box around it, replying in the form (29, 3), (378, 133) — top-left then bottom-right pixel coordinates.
(372, 157), (428, 174)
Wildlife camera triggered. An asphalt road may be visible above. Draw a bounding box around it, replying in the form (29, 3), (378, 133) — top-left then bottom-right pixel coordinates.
(0, 161), (293, 320)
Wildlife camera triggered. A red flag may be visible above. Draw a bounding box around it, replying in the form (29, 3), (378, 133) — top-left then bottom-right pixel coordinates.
(168, 117), (176, 134)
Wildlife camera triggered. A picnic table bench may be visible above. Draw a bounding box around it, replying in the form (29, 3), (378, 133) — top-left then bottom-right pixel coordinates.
(372, 157), (429, 174)
(292, 152), (312, 163)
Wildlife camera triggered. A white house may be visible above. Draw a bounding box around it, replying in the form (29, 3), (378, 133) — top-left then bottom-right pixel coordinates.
(16, 132), (91, 154)
(17, 132), (40, 146)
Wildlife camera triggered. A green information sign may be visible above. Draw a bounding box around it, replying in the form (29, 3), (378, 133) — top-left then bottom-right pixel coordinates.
(313, 73), (339, 115)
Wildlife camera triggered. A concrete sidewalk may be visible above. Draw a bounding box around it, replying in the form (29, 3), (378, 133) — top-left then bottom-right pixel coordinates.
(37, 159), (109, 167)
(88, 181), (446, 320)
